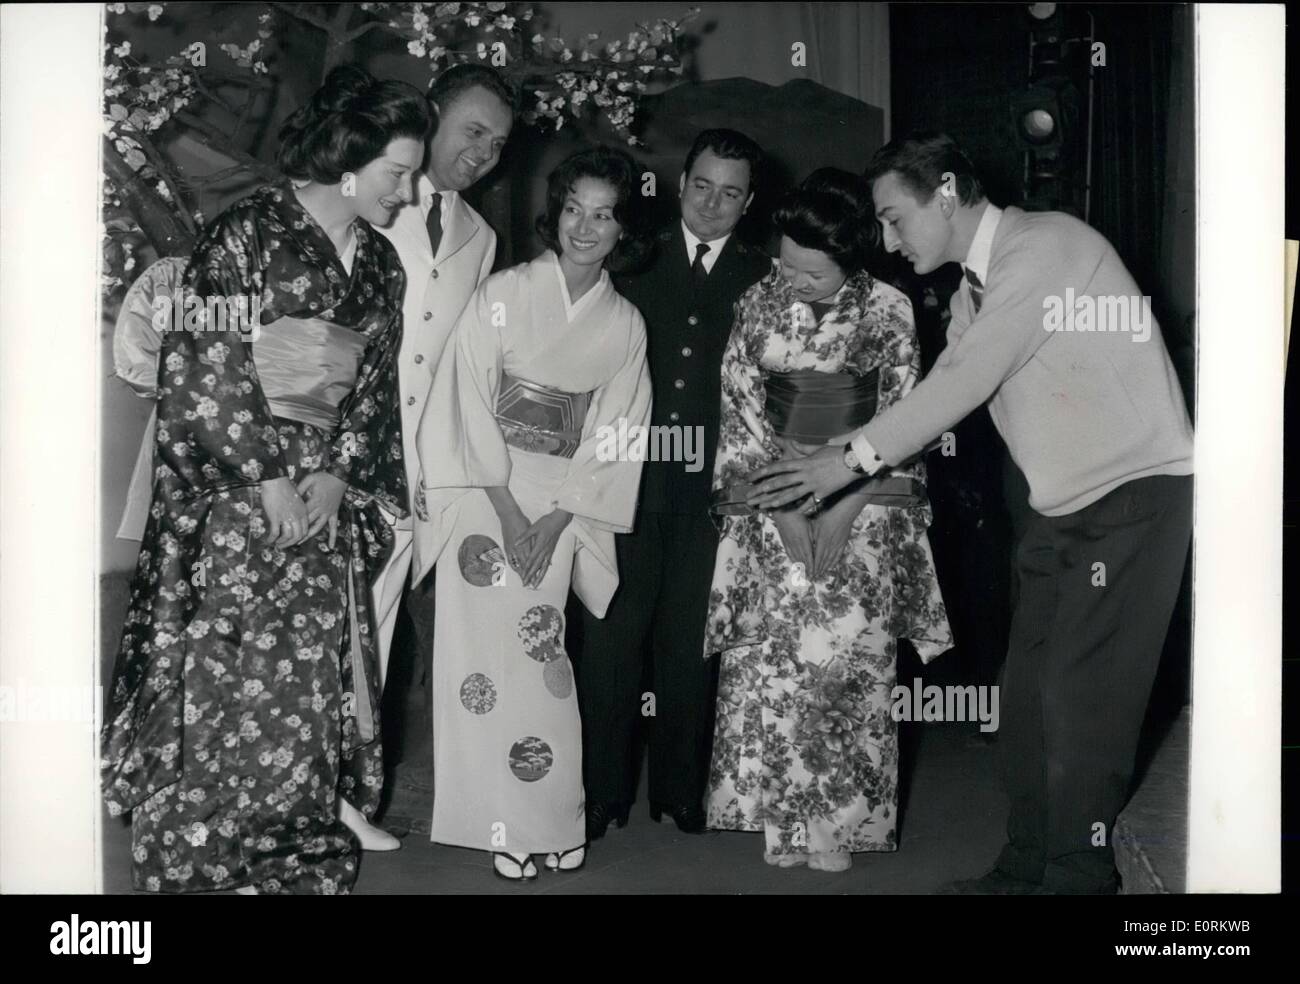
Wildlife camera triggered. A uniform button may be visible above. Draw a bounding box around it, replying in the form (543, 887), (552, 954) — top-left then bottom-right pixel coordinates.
(674, 379), (685, 390)
(687, 315), (699, 326)
(423, 311), (433, 321)
(681, 346), (693, 357)
(414, 354), (424, 364)
(668, 411), (680, 422)
(407, 396), (416, 406)
(431, 269), (439, 280)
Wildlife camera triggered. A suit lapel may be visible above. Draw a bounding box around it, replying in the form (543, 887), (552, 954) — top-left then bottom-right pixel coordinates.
(436, 194), (478, 267)
(669, 227), (692, 283)
(703, 233), (745, 297)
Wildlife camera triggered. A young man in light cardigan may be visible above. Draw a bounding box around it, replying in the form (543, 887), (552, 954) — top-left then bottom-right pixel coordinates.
(747, 133), (1193, 894)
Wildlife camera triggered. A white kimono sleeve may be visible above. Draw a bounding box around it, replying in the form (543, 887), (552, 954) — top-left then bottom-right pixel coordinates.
(113, 256), (188, 541)
(551, 316), (651, 532)
(555, 314), (651, 618)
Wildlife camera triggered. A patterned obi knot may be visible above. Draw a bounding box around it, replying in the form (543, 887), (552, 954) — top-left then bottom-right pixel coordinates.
(495, 371), (591, 459)
(762, 367), (880, 443)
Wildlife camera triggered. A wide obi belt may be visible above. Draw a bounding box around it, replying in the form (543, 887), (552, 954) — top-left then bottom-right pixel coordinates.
(253, 315), (367, 430)
(763, 368), (879, 442)
(711, 366), (923, 516)
(495, 371), (591, 459)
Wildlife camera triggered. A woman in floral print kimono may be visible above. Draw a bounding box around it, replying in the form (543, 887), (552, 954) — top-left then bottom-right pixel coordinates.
(100, 66), (431, 894)
(704, 170), (953, 871)
(415, 147), (651, 881)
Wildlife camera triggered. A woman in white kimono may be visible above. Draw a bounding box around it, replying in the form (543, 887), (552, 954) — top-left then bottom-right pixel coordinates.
(415, 146), (652, 881)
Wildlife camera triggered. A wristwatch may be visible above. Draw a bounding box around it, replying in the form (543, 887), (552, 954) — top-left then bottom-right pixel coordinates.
(842, 442), (868, 475)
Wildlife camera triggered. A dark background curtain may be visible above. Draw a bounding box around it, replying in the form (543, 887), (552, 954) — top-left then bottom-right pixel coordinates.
(1091, 3), (1194, 408)
(889, 2), (1194, 714)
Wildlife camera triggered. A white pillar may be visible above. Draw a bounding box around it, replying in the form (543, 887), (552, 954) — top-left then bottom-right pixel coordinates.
(1187, 2), (1284, 893)
(0, 3), (105, 893)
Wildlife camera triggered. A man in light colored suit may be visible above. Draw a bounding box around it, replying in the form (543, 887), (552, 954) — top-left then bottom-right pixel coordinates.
(747, 133), (1192, 894)
(353, 64), (514, 848)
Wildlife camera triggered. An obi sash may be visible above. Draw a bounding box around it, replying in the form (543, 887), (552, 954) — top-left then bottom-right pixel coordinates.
(762, 368), (879, 443)
(712, 365), (923, 516)
(494, 371), (591, 459)
(253, 315), (368, 429)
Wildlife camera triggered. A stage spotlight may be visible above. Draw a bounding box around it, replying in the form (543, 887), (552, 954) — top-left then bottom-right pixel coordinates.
(1020, 107), (1056, 143)
(1014, 3), (1097, 218)
(1010, 82), (1081, 214)
(1010, 85), (1065, 153)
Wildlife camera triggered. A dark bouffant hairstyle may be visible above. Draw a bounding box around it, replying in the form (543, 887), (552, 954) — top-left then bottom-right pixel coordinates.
(535, 145), (651, 273)
(682, 127), (763, 194)
(427, 62), (518, 114)
(277, 64), (433, 184)
(773, 167), (876, 275)
(864, 131), (987, 207)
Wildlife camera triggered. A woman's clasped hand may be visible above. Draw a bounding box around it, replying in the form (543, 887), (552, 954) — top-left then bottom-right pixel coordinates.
(260, 473), (347, 549)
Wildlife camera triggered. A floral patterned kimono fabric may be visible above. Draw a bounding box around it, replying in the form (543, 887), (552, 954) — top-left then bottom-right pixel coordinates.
(101, 185), (408, 895)
(704, 263), (953, 859)
(416, 251), (650, 855)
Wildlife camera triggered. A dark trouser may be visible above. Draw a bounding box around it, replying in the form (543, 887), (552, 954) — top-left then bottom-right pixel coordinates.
(995, 473), (1192, 892)
(380, 566), (437, 779)
(574, 510), (720, 811)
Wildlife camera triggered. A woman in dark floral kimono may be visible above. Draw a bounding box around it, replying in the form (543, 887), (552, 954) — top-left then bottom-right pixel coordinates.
(101, 66), (431, 895)
(705, 170), (953, 872)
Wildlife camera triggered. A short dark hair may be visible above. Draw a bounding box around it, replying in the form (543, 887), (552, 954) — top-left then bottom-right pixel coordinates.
(535, 145), (651, 274)
(277, 64), (432, 184)
(773, 167), (875, 275)
(682, 128), (762, 196)
(864, 131), (986, 207)
(427, 63), (517, 115)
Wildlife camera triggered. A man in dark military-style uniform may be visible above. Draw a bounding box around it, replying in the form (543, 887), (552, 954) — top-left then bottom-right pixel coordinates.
(573, 129), (771, 837)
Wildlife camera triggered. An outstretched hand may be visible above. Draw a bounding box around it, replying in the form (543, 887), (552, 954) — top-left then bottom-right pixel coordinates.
(746, 443), (859, 513)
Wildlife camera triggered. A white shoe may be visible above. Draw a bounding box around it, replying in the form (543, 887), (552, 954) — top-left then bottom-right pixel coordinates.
(338, 797), (401, 851)
(764, 850), (808, 868)
(234, 885), (258, 895)
(543, 845), (587, 871)
(493, 852), (539, 881)
(808, 851), (852, 872)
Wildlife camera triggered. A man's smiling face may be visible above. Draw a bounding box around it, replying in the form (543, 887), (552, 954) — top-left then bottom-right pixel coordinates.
(872, 170), (954, 275)
(426, 85), (513, 192)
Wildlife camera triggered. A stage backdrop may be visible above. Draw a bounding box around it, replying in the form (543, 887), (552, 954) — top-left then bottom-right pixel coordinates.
(100, 2), (890, 573)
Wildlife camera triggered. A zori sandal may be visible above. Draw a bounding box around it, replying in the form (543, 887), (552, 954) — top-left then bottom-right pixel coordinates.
(492, 852), (539, 881)
(543, 845), (587, 872)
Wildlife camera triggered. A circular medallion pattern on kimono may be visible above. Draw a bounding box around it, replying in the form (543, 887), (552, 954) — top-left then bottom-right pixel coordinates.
(459, 673), (498, 714)
(458, 534), (507, 588)
(507, 737), (553, 782)
(542, 658), (573, 699)
(517, 605), (564, 662)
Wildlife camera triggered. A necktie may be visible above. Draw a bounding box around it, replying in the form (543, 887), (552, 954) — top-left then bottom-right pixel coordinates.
(965, 267), (984, 314)
(426, 192), (444, 259)
(691, 242), (710, 291)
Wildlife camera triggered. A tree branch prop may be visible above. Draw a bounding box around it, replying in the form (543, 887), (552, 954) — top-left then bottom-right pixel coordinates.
(101, 1), (696, 305)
